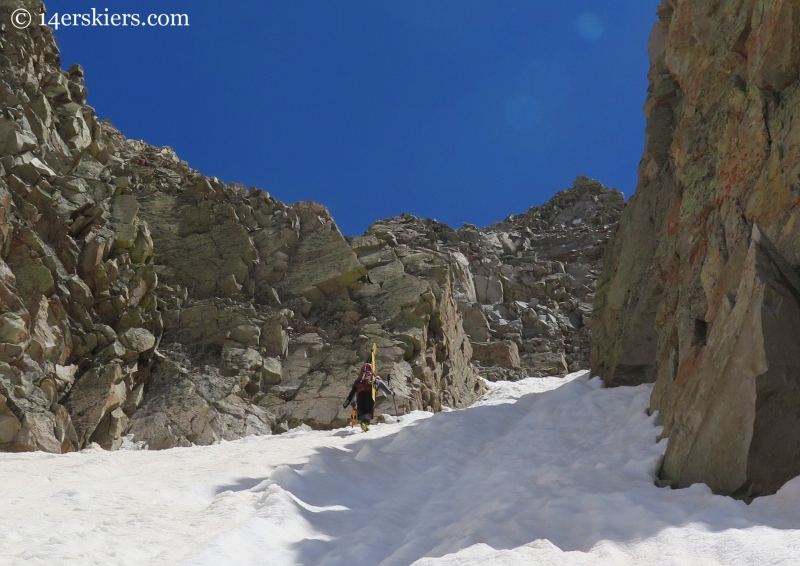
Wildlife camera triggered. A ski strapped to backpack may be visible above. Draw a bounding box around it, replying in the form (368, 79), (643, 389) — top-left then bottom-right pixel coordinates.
(371, 343), (377, 401)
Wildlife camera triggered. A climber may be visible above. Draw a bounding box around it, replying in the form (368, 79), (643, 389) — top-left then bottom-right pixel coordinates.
(343, 360), (394, 432)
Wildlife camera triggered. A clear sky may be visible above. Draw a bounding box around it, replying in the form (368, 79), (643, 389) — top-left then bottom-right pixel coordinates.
(48, 0), (660, 235)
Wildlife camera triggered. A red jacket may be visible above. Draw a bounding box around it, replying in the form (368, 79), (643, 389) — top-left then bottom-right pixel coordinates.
(344, 363), (395, 407)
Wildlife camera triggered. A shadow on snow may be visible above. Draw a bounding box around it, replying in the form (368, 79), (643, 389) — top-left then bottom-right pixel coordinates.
(249, 376), (800, 566)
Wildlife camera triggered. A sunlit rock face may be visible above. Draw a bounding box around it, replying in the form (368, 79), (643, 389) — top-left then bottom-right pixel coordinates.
(0, 0), (484, 452)
(355, 176), (625, 383)
(592, 0), (800, 499)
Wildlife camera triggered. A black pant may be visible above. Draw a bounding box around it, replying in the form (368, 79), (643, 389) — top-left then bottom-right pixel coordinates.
(356, 391), (375, 423)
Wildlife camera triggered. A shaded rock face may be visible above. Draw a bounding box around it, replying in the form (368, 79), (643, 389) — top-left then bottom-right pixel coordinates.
(592, 0), (800, 498)
(0, 0), (624, 453)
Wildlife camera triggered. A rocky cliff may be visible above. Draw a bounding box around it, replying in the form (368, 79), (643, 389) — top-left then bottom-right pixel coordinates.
(0, 0), (623, 453)
(592, 0), (800, 499)
(362, 176), (623, 383)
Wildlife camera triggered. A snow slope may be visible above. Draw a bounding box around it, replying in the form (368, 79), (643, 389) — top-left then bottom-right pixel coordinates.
(3, 372), (800, 565)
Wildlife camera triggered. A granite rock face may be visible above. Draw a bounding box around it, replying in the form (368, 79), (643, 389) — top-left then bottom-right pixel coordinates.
(0, 0), (482, 451)
(0, 0), (162, 453)
(360, 176), (624, 383)
(0, 0), (624, 452)
(658, 226), (800, 499)
(592, 0), (800, 498)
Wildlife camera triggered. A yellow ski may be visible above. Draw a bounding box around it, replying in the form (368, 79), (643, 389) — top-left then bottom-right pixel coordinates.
(371, 343), (377, 401)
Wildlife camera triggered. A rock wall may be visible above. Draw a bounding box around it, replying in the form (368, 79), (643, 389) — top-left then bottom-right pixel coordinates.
(0, 0), (486, 452)
(592, 0), (800, 499)
(0, 0), (161, 452)
(362, 177), (624, 383)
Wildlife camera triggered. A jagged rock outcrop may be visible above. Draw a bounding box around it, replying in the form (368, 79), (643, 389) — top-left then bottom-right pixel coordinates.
(0, 0), (623, 453)
(0, 0), (161, 453)
(361, 176), (624, 382)
(592, 0), (800, 498)
(103, 135), (486, 440)
(0, 0), (487, 452)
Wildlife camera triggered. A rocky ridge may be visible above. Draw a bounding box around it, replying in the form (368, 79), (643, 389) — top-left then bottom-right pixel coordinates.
(0, 0), (623, 453)
(592, 0), (800, 499)
(357, 176), (624, 383)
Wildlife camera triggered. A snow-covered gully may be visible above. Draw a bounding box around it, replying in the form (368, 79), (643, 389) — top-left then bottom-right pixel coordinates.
(3, 372), (800, 565)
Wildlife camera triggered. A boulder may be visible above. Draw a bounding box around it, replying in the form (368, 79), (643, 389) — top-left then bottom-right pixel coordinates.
(275, 203), (367, 301)
(92, 408), (129, 451)
(458, 303), (491, 342)
(14, 263), (55, 303)
(63, 364), (126, 447)
(471, 341), (521, 369)
(261, 322), (288, 359)
(0, 118), (36, 156)
(127, 361), (274, 449)
(0, 312), (27, 344)
(230, 324), (260, 347)
(474, 274), (504, 304)
(13, 412), (61, 453)
(261, 357), (283, 384)
(0, 394), (21, 443)
(118, 328), (156, 354)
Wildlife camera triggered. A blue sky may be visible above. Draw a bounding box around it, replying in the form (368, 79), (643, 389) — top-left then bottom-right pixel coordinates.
(48, 0), (659, 235)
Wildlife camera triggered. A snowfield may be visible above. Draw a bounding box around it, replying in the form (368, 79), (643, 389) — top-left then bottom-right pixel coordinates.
(3, 372), (800, 565)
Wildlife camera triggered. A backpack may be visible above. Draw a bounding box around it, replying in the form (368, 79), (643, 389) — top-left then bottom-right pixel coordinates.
(355, 347), (380, 402)
(355, 364), (374, 394)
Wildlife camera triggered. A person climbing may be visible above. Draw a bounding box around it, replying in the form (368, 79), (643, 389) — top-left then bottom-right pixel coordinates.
(343, 359), (394, 432)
